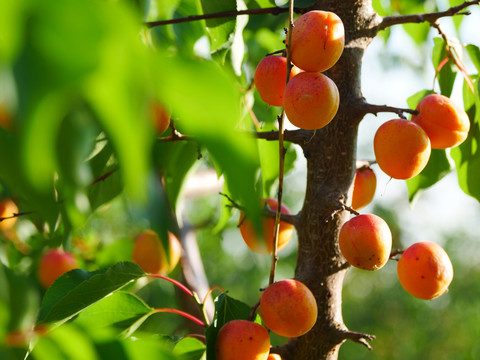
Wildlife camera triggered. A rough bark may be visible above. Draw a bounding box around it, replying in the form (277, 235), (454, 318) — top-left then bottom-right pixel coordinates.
(276, 1), (381, 359)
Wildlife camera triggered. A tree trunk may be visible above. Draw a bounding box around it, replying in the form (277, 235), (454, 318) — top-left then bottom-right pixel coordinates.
(278, 1), (381, 358)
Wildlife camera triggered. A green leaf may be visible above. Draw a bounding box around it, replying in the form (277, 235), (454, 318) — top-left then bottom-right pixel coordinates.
(466, 44), (480, 73)
(205, 293), (254, 359)
(77, 291), (152, 331)
(406, 149), (453, 204)
(87, 167), (123, 211)
(200, 0), (237, 53)
(154, 140), (199, 213)
(173, 337), (206, 360)
(155, 53), (262, 234)
(0, 0), (27, 62)
(37, 262), (145, 325)
(3, 265), (40, 332)
(406, 89), (435, 110)
(432, 37), (457, 97)
(451, 77), (480, 201)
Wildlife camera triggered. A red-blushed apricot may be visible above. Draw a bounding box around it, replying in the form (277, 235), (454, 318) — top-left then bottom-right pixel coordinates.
(397, 241), (453, 300)
(268, 354), (282, 360)
(411, 93), (470, 149)
(254, 56), (301, 107)
(260, 279), (317, 338)
(351, 167), (376, 210)
(238, 198), (294, 254)
(152, 102), (171, 135)
(0, 106), (12, 130)
(284, 72), (339, 130)
(0, 199), (19, 231)
(373, 119), (431, 179)
(288, 10), (345, 72)
(38, 249), (78, 288)
(215, 320), (270, 360)
(339, 214), (392, 271)
(132, 230), (182, 275)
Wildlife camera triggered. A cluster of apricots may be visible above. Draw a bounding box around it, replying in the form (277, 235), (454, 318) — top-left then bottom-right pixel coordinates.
(254, 10), (344, 130)
(374, 93), (470, 180)
(342, 172), (454, 300)
(215, 279), (317, 360)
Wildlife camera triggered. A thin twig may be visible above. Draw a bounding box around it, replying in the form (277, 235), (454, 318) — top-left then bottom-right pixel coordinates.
(389, 249), (404, 261)
(377, 1), (479, 31)
(0, 211), (35, 223)
(89, 167), (118, 186)
(145, 7), (290, 28)
(269, 0), (295, 286)
(431, 21), (475, 92)
(356, 100), (418, 119)
(255, 129), (310, 144)
(340, 330), (376, 351)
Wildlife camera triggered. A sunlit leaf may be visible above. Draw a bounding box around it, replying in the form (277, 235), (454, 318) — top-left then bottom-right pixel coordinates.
(173, 337), (206, 360)
(451, 76), (480, 201)
(154, 52), (262, 233)
(77, 291), (152, 331)
(432, 37), (457, 97)
(38, 262), (145, 325)
(200, 0), (237, 53)
(466, 44), (480, 73)
(406, 149), (453, 204)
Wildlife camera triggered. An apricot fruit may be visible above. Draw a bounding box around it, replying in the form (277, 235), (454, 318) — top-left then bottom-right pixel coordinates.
(351, 167), (376, 210)
(267, 354), (282, 360)
(215, 319), (270, 360)
(0, 106), (12, 130)
(339, 214), (392, 271)
(238, 198), (294, 254)
(132, 230), (182, 275)
(283, 72), (339, 130)
(38, 249), (78, 288)
(260, 279), (317, 338)
(411, 93), (470, 149)
(289, 10), (345, 72)
(397, 241), (453, 300)
(0, 199), (19, 231)
(373, 119), (431, 179)
(152, 102), (171, 135)
(254, 56), (301, 107)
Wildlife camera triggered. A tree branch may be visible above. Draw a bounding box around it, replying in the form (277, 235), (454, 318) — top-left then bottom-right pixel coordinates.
(377, 1), (479, 31)
(145, 7), (290, 28)
(255, 129), (312, 144)
(340, 330), (375, 351)
(355, 99), (418, 119)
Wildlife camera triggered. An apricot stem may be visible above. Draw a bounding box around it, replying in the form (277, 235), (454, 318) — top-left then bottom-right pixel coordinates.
(149, 273), (195, 297)
(153, 308), (206, 327)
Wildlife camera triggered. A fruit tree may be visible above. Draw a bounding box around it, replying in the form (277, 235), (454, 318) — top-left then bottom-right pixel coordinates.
(1, 0), (480, 360)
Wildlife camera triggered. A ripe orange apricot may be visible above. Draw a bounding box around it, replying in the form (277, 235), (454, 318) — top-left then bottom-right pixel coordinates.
(351, 167), (376, 210)
(38, 249), (78, 288)
(267, 354), (282, 360)
(132, 230), (182, 275)
(238, 198), (294, 254)
(254, 56), (301, 107)
(411, 93), (470, 149)
(339, 214), (392, 271)
(0, 106), (12, 130)
(373, 119), (431, 179)
(260, 279), (317, 338)
(283, 72), (339, 130)
(397, 241), (453, 300)
(0, 199), (19, 231)
(152, 102), (171, 135)
(289, 10), (345, 72)
(215, 319), (270, 360)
